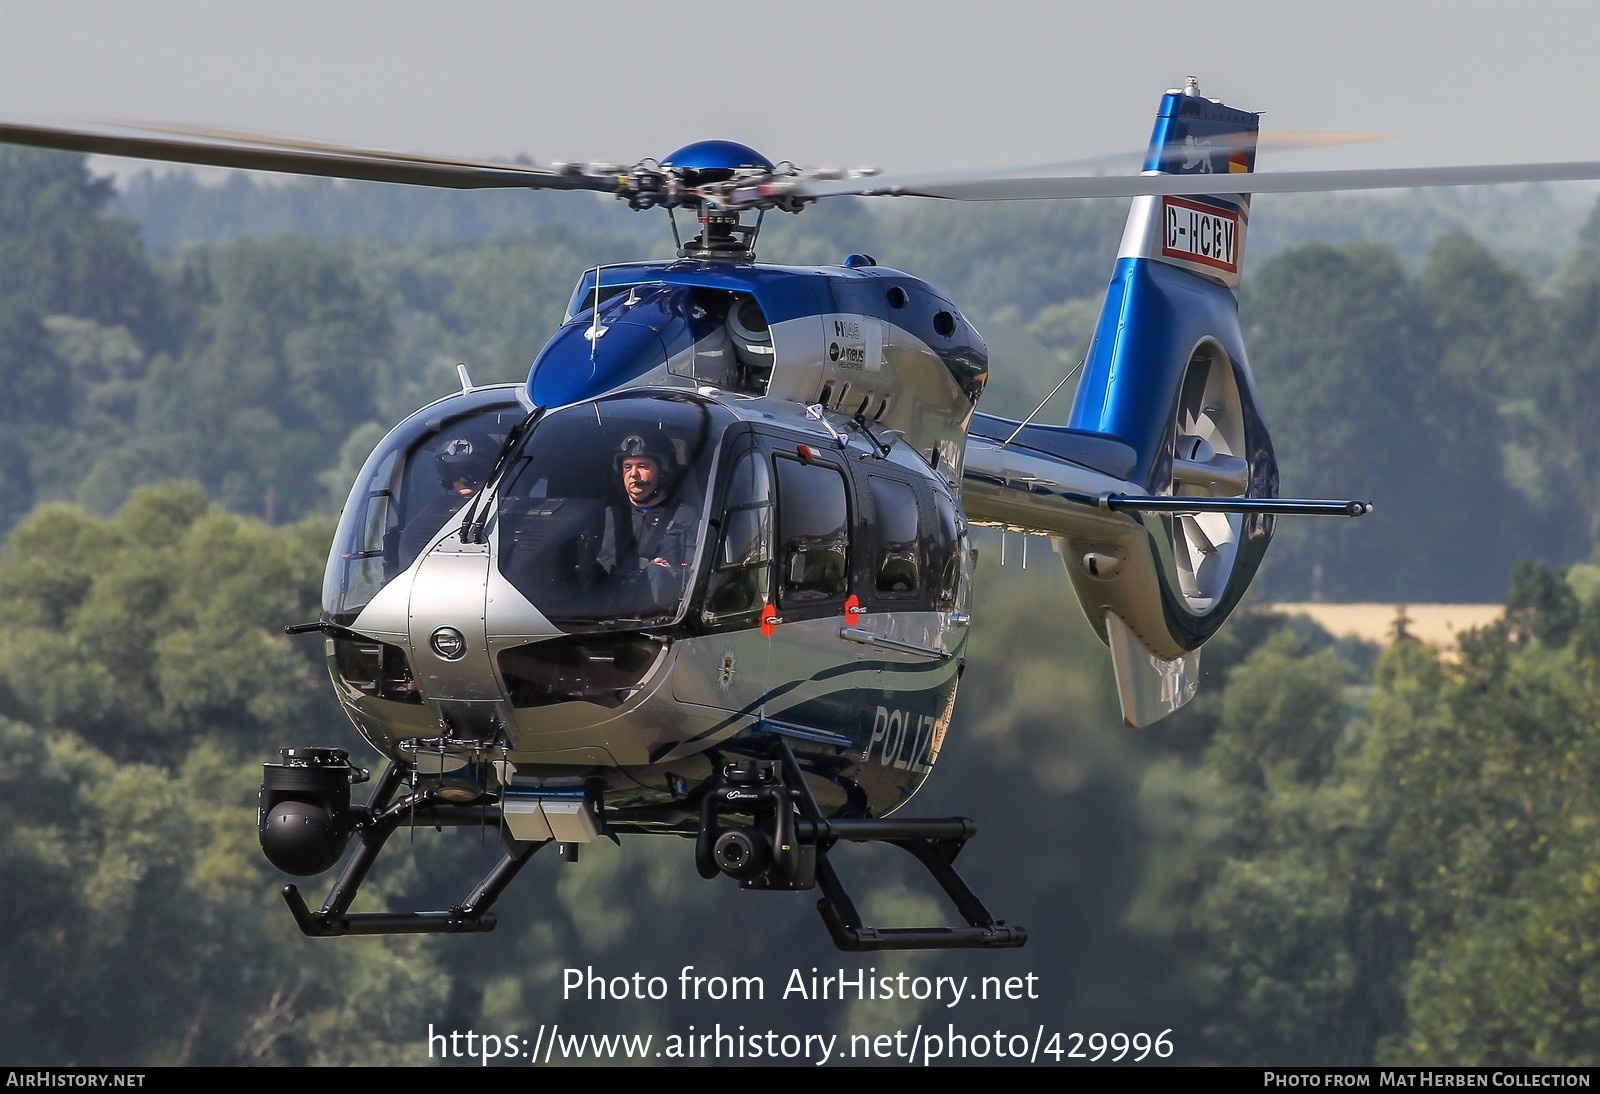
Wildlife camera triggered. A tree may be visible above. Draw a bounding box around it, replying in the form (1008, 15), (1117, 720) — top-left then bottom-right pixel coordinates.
(1518, 241), (1600, 550)
(1367, 617), (1600, 1064)
(0, 484), (340, 766)
(85, 239), (394, 523)
(0, 146), (167, 346)
(1159, 628), (1407, 1065)
(1246, 239), (1552, 601)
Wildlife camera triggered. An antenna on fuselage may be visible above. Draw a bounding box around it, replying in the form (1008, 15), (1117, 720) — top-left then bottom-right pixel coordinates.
(589, 265), (604, 365)
(1000, 359), (1084, 447)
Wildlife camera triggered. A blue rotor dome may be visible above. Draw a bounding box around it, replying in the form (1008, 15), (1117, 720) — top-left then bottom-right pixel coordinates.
(661, 140), (774, 184)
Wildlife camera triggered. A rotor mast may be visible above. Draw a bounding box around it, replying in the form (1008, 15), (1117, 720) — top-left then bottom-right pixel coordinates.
(673, 204), (762, 259)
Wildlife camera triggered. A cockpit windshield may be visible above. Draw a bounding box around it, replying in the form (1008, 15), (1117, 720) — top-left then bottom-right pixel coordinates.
(323, 386), (527, 623)
(494, 393), (730, 632)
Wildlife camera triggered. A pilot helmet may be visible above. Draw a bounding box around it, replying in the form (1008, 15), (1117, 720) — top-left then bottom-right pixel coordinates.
(615, 433), (676, 476)
(434, 430), (498, 490)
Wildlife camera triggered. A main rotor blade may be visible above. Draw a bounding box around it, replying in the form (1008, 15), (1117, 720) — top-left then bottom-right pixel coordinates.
(793, 158), (1600, 202)
(0, 120), (625, 193)
(858, 130), (1391, 192)
(123, 121), (567, 172)
(1010, 129), (1395, 176)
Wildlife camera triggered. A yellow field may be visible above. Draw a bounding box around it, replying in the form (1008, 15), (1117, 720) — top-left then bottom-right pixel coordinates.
(1266, 603), (1504, 652)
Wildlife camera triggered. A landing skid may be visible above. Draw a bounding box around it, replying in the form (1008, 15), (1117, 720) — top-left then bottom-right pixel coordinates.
(280, 763), (545, 936)
(266, 737), (1025, 951)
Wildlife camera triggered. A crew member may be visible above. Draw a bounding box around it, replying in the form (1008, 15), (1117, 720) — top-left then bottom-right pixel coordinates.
(397, 430), (498, 567)
(597, 434), (700, 601)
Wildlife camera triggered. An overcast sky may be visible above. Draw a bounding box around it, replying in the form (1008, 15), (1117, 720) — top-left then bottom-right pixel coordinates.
(2, 0), (1597, 189)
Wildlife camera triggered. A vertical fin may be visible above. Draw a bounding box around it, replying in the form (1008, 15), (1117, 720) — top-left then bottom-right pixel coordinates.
(1067, 78), (1260, 490)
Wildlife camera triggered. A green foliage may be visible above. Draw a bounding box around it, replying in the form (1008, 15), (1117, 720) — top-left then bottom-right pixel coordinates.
(1252, 185), (1589, 280)
(1363, 617), (1600, 1065)
(0, 485), (337, 765)
(1390, 837), (1600, 1066)
(0, 147), (167, 342)
(1249, 234), (1586, 601)
(114, 169), (648, 254)
(1212, 631), (1351, 790)
(1154, 620), (1405, 1065)
(0, 719), (454, 1065)
(1516, 241), (1600, 547)
(73, 238), (395, 522)
(1505, 559), (1581, 647)
(1155, 565), (1600, 1066)
(0, 488), (465, 1065)
(1246, 242), (1429, 598)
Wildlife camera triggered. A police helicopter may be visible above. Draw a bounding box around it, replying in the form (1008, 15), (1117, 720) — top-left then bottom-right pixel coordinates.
(5, 79), (1600, 951)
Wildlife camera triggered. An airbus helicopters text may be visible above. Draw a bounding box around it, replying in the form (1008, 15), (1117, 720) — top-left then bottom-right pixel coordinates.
(6, 78), (1597, 950)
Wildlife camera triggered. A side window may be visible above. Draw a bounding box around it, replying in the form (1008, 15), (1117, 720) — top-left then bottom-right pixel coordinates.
(868, 476), (921, 599)
(932, 491), (963, 610)
(343, 448), (402, 593)
(702, 449), (772, 622)
(775, 456), (850, 604)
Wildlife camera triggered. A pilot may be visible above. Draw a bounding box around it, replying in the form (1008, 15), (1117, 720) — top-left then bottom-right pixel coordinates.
(397, 430), (498, 567)
(597, 434), (700, 597)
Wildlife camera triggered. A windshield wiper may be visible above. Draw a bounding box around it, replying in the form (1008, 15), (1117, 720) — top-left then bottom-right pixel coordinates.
(459, 407), (542, 544)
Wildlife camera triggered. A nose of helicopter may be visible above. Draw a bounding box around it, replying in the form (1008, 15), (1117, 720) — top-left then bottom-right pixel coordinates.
(339, 532), (516, 746)
(405, 545), (497, 702)
(349, 518), (667, 752)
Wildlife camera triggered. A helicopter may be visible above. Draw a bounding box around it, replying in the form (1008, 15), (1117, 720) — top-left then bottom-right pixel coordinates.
(5, 78), (1598, 952)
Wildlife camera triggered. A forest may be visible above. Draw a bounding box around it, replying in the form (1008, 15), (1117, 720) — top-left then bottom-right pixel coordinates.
(1, 145), (1598, 1066)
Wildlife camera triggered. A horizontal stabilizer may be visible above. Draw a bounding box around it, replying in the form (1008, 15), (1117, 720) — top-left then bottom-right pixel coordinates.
(1104, 611), (1200, 728)
(1104, 495), (1372, 517)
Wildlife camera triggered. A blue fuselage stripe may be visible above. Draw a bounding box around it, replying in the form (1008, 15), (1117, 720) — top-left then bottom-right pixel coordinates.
(1068, 258), (1245, 487)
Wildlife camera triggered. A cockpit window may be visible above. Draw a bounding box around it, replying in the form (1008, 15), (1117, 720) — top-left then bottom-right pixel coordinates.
(495, 394), (725, 632)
